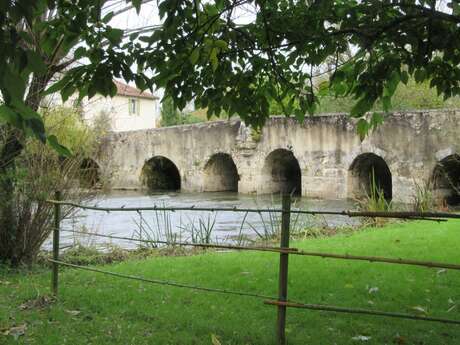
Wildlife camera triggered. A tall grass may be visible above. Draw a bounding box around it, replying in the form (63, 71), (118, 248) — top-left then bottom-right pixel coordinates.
(411, 180), (436, 212)
(179, 213), (217, 244)
(246, 196), (327, 242)
(131, 208), (220, 248)
(131, 207), (182, 248)
(356, 170), (392, 226)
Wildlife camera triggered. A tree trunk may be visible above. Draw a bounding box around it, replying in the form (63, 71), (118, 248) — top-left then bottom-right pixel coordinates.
(0, 74), (49, 265)
(0, 127), (24, 265)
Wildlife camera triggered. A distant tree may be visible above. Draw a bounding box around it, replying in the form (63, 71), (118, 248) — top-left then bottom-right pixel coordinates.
(160, 97), (181, 126)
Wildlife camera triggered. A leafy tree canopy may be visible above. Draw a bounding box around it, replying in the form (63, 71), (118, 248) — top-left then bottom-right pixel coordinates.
(2, 0), (460, 144)
(0, 0), (146, 155)
(141, 0), (460, 136)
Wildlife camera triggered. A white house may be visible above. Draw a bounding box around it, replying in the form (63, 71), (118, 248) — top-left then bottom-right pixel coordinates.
(78, 80), (161, 132)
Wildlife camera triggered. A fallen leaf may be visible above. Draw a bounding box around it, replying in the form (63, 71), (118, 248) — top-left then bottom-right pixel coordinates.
(211, 334), (222, 345)
(2, 324), (27, 340)
(394, 334), (406, 344)
(437, 269), (447, 275)
(19, 295), (55, 310)
(351, 335), (371, 341)
(65, 310), (81, 316)
(411, 306), (427, 315)
(368, 287), (379, 294)
(447, 305), (457, 313)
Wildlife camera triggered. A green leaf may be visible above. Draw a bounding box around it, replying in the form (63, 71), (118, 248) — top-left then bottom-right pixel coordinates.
(0, 105), (22, 128)
(370, 112), (384, 129)
(47, 135), (72, 157)
(61, 83), (76, 102)
(43, 76), (71, 95)
(382, 96), (391, 112)
(26, 50), (47, 75)
(332, 82), (347, 96)
(105, 28), (124, 45)
(26, 118), (46, 143)
(132, 0), (142, 13)
(134, 76), (146, 91)
(129, 32), (140, 41)
(210, 48), (218, 72)
(3, 67), (26, 100)
(386, 70), (400, 97)
(331, 70), (347, 84)
(9, 100), (47, 142)
(214, 40), (228, 50)
(414, 68), (426, 83)
(10, 99), (42, 120)
(74, 47), (86, 59)
(102, 11), (115, 23)
(350, 97), (373, 118)
(294, 108), (305, 122)
(317, 81), (330, 97)
(189, 48), (200, 65)
(356, 118), (369, 141)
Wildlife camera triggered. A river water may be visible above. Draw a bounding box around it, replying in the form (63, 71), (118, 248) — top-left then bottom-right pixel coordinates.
(56, 191), (360, 250)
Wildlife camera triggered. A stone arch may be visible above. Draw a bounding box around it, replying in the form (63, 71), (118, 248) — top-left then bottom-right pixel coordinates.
(141, 156), (181, 191)
(203, 153), (239, 192)
(261, 149), (302, 196)
(79, 158), (100, 188)
(349, 153), (392, 200)
(432, 154), (460, 205)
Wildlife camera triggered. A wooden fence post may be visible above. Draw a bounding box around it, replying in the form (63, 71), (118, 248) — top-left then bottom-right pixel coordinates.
(277, 193), (291, 345)
(52, 191), (61, 296)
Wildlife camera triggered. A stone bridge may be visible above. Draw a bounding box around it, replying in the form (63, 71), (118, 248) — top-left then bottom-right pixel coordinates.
(95, 109), (460, 204)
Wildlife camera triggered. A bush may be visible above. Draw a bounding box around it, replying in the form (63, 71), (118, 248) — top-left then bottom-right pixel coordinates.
(0, 107), (102, 266)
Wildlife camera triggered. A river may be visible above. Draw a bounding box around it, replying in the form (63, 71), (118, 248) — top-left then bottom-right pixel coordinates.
(56, 191), (360, 250)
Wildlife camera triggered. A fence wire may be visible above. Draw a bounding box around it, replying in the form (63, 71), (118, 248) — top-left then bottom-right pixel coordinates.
(46, 199), (460, 221)
(48, 196), (460, 344)
(264, 300), (460, 325)
(60, 228), (460, 271)
(48, 259), (275, 300)
(49, 258), (460, 326)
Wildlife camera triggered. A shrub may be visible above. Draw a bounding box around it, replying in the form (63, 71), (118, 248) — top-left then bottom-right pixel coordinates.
(0, 107), (102, 266)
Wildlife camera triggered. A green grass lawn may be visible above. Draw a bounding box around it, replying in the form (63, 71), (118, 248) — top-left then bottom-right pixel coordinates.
(2, 220), (460, 344)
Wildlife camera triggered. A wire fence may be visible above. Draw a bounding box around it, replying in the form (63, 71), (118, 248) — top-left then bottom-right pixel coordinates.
(47, 192), (460, 345)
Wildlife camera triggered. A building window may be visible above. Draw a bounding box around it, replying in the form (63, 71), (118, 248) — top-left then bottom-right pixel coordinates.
(129, 98), (139, 115)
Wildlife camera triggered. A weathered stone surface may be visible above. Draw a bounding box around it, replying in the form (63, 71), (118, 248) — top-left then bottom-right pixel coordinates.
(98, 110), (460, 203)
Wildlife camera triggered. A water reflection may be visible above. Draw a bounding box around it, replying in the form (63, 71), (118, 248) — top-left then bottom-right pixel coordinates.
(57, 191), (360, 249)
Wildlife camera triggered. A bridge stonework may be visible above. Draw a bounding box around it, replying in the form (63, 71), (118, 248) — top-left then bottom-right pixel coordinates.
(98, 109), (460, 203)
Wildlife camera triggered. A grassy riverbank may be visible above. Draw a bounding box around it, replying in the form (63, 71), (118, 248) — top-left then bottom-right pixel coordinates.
(2, 220), (460, 344)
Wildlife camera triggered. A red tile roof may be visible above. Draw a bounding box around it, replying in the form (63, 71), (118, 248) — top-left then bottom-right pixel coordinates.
(114, 80), (158, 100)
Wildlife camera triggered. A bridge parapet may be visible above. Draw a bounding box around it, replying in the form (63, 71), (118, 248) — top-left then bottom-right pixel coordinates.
(99, 109), (460, 203)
